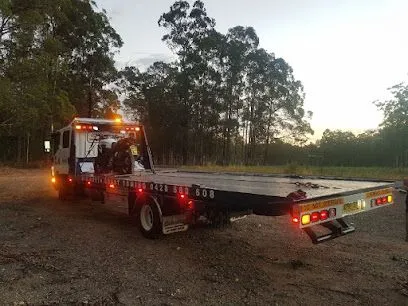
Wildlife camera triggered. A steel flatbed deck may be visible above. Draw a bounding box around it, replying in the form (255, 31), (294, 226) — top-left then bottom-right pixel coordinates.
(82, 170), (396, 218)
(119, 170), (392, 199)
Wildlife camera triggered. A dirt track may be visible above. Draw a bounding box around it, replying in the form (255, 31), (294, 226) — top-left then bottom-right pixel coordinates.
(0, 169), (408, 305)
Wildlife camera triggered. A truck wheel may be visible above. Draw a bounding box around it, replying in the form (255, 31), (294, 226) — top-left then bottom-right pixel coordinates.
(139, 201), (162, 239)
(58, 184), (68, 201)
(90, 190), (104, 203)
(58, 182), (81, 201)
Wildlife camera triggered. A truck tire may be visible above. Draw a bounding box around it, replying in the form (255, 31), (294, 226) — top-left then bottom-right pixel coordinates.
(90, 190), (104, 203)
(57, 177), (81, 201)
(138, 200), (162, 239)
(58, 183), (68, 201)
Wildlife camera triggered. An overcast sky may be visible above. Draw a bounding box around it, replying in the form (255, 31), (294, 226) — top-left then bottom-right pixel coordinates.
(95, 0), (408, 139)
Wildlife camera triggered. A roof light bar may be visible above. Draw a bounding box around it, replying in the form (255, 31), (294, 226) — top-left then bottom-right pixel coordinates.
(75, 124), (98, 131)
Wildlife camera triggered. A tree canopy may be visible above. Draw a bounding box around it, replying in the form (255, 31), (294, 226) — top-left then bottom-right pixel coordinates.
(1, 0), (407, 169)
(122, 0), (313, 165)
(0, 0), (122, 162)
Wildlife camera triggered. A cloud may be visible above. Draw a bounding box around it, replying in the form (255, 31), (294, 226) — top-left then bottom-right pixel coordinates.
(115, 53), (174, 71)
(110, 7), (124, 17)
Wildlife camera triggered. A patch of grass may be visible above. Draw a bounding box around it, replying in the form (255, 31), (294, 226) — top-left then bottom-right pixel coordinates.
(181, 165), (408, 181)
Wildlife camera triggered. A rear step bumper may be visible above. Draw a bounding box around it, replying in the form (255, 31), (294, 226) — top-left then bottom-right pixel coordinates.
(303, 218), (355, 244)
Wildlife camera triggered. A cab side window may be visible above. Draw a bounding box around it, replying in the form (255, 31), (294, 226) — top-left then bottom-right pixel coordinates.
(62, 130), (70, 148)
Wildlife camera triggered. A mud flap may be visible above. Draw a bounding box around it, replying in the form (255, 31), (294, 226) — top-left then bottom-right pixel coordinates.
(162, 215), (189, 234)
(303, 218), (355, 244)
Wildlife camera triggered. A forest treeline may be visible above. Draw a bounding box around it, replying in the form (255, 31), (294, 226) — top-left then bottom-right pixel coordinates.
(0, 0), (407, 167)
(0, 0), (122, 162)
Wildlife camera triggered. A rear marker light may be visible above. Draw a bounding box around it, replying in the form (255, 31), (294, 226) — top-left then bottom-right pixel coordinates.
(387, 195), (392, 203)
(109, 184), (115, 189)
(311, 212), (320, 223)
(301, 214), (310, 225)
(292, 217), (299, 224)
(320, 210), (328, 221)
(180, 194), (185, 199)
(137, 188), (143, 193)
(186, 200), (193, 209)
(68, 178), (73, 183)
(87, 181), (91, 186)
(51, 177), (56, 184)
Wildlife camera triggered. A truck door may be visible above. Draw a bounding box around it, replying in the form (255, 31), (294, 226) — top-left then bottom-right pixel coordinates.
(54, 129), (71, 175)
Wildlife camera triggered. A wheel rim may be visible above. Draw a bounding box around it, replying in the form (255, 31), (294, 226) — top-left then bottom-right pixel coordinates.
(140, 204), (154, 231)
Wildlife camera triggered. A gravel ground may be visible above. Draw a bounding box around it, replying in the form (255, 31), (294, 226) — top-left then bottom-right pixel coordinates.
(0, 169), (408, 305)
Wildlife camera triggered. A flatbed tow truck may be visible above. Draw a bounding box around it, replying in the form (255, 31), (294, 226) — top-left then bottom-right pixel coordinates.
(50, 118), (406, 243)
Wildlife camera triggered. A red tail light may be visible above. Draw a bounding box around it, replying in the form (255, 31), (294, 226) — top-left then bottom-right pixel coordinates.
(311, 212), (320, 223)
(320, 210), (328, 221)
(109, 184), (115, 189)
(177, 193), (193, 209)
(68, 177), (73, 183)
(137, 188), (143, 193)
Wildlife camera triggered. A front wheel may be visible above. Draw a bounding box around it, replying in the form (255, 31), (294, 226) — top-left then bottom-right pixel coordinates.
(138, 201), (162, 239)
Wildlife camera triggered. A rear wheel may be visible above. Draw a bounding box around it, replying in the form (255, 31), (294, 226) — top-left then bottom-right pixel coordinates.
(57, 176), (82, 201)
(90, 189), (104, 203)
(138, 200), (162, 239)
(58, 183), (68, 201)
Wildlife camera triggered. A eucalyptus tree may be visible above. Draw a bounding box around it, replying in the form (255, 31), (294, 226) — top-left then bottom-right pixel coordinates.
(375, 82), (408, 167)
(221, 26), (259, 164)
(121, 0), (314, 166)
(159, 0), (222, 164)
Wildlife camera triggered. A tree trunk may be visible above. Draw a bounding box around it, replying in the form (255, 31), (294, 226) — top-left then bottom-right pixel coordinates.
(264, 110), (272, 164)
(26, 132), (30, 164)
(225, 100), (232, 165)
(87, 88), (93, 118)
(17, 136), (22, 163)
(87, 76), (94, 117)
(222, 126), (227, 165)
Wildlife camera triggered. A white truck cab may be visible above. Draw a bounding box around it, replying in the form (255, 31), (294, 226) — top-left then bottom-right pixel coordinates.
(51, 118), (152, 192)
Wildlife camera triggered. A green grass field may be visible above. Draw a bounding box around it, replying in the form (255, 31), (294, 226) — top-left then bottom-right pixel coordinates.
(181, 165), (408, 181)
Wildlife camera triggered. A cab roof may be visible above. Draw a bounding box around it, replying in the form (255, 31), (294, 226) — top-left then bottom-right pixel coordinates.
(52, 117), (141, 134)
